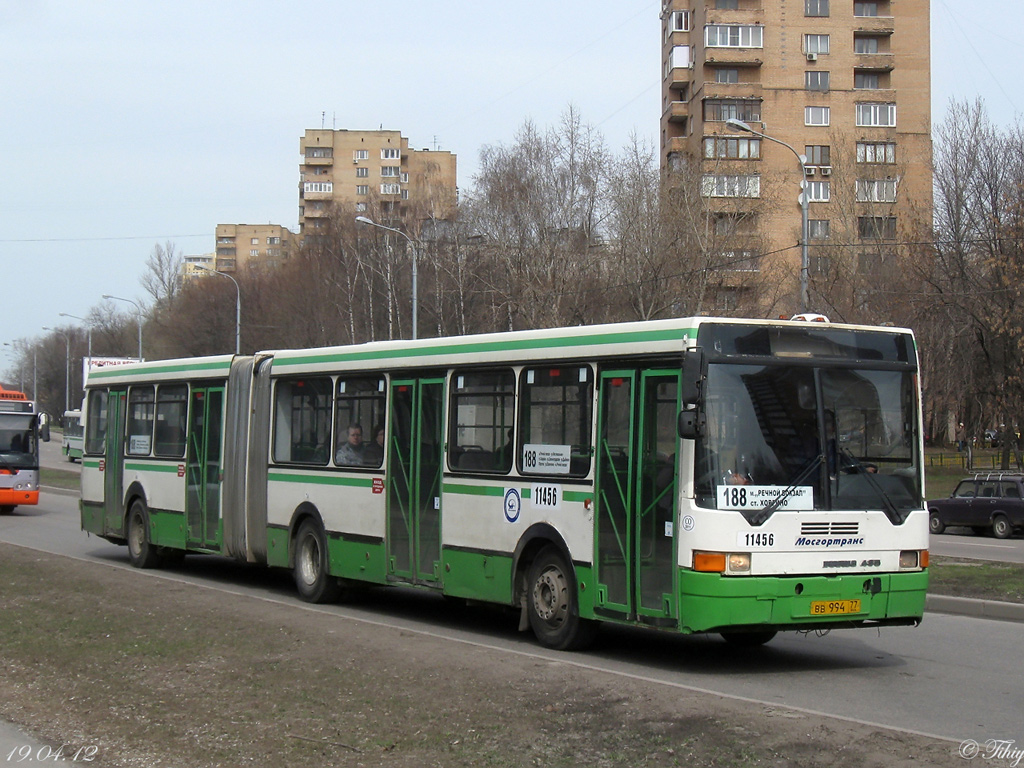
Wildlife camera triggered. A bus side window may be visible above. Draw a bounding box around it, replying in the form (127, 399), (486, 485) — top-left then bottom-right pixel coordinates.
(84, 390), (108, 455)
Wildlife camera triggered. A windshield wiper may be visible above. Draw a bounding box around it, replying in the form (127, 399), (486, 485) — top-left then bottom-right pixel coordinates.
(836, 446), (908, 524)
(747, 454), (823, 526)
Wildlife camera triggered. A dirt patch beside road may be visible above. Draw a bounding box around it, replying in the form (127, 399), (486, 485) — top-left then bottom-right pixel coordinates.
(0, 544), (962, 767)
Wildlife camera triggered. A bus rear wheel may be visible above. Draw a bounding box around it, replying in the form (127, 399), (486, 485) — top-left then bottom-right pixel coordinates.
(126, 500), (162, 569)
(293, 519), (341, 604)
(0, 506), (14, 515)
(526, 546), (595, 651)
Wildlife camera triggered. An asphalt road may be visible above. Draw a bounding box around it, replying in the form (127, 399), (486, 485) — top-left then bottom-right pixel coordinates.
(2, 490), (1022, 747)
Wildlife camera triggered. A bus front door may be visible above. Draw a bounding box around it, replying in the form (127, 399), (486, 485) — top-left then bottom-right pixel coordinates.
(595, 370), (680, 625)
(185, 386), (224, 549)
(103, 389), (128, 535)
(387, 378), (444, 585)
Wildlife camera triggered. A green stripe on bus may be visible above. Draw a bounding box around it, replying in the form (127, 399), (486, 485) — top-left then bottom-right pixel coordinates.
(443, 483), (506, 497)
(269, 472), (375, 488)
(442, 484), (591, 503)
(275, 327), (693, 367)
(124, 462), (181, 473)
(88, 359), (232, 380)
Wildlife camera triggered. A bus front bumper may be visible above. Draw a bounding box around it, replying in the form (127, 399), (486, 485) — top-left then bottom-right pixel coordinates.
(678, 569), (929, 634)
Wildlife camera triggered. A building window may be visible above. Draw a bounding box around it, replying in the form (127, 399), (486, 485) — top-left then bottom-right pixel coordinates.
(854, 1), (878, 16)
(703, 136), (761, 159)
(715, 67), (739, 83)
(670, 9), (691, 32)
(805, 0), (829, 16)
(381, 166), (400, 177)
(704, 98), (761, 122)
(805, 106), (830, 126)
(857, 252), (883, 273)
(250, 249), (259, 257)
(806, 181), (831, 202)
(805, 71), (830, 91)
(857, 141), (896, 164)
(856, 102), (896, 127)
(356, 185), (368, 195)
(705, 24), (764, 48)
(380, 183), (401, 195)
(808, 219), (831, 239)
(812, 255), (832, 275)
(250, 238), (259, 245)
(854, 36), (880, 54)
(303, 181), (333, 194)
(354, 150), (369, 160)
(401, 189), (409, 200)
(381, 148), (400, 160)
(267, 236), (281, 245)
(400, 172), (409, 183)
(715, 0), (738, 8)
(701, 174), (761, 198)
(356, 167), (369, 178)
(355, 202), (367, 212)
(670, 45), (691, 70)
(856, 179), (898, 203)
(858, 216), (897, 239)
(854, 72), (880, 89)
(805, 145), (831, 166)
(804, 34), (830, 54)
(305, 147), (332, 159)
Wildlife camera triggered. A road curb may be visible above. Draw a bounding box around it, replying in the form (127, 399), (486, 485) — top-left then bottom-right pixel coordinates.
(926, 593), (1024, 623)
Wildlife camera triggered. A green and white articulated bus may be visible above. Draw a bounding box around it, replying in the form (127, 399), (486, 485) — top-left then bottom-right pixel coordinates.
(80, 316), (929, 649)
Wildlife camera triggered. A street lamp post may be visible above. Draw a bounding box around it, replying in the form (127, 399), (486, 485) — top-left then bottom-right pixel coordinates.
(103, 294), (144, 361)
(42, 326), (70, 412)
(725, 118), (810, 312)
(356, 215), (419, 340)
(59, 312), (93, 401)
(195, 266), (241, 355)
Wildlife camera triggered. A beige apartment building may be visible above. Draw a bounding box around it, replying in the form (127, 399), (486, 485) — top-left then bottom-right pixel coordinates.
(660, 0), (932, 310)
(213, 224), (295, 272)
(298, 129), (458, 236)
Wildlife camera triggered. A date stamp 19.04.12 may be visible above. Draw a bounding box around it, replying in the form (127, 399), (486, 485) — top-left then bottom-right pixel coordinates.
(5, 745), (99, 763)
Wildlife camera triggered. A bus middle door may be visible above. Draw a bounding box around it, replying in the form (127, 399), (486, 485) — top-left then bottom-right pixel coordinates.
(387, 377), (444, 585)
(595, 369), (679, 625)
(185, 386), (224, 550)
(103, 389), (128, 535)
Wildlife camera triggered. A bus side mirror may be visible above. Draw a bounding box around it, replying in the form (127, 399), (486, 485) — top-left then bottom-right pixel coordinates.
(681, 347), (705, 406)
(38, 413), (50, 443)
(678, 409), (705, 440)
(678, 347), (705, 440)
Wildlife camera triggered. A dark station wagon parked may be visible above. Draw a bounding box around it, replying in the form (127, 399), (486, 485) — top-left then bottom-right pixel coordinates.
(928, 473), (1024, 539)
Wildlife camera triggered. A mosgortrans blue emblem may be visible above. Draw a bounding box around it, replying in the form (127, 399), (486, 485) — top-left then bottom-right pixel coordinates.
(504, 488), (522, 522)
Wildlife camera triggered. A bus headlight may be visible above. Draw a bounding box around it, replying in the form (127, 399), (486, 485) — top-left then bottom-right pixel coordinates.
(728, 553), (751, 573)
(899, 550), (927, 569)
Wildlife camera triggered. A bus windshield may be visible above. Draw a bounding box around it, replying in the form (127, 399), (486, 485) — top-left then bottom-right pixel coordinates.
(0, 413), (39, 468)
(694, 362), (921, 521)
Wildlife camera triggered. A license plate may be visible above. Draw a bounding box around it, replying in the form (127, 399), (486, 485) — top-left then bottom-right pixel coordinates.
(809, 599), (862, 616)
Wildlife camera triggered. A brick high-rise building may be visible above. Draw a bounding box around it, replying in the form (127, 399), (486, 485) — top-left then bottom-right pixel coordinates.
(660, 0), (932, 311)
(298, 129), (457, 237)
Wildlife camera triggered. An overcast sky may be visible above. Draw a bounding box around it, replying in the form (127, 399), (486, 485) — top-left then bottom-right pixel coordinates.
(1, 0), (1022, 364)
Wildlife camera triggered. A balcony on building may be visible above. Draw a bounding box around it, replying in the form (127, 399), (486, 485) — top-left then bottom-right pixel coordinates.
(854, 16), (895, 35)
(302, 148), (334, 166)
(704, 49), (763, 67)
(667, 100), (690, 123)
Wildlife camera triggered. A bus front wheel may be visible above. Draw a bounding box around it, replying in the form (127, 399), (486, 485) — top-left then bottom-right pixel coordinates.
(293, 519), (341, 604)
(526, 546), (595, 651)
(126, 500), (162, 569)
